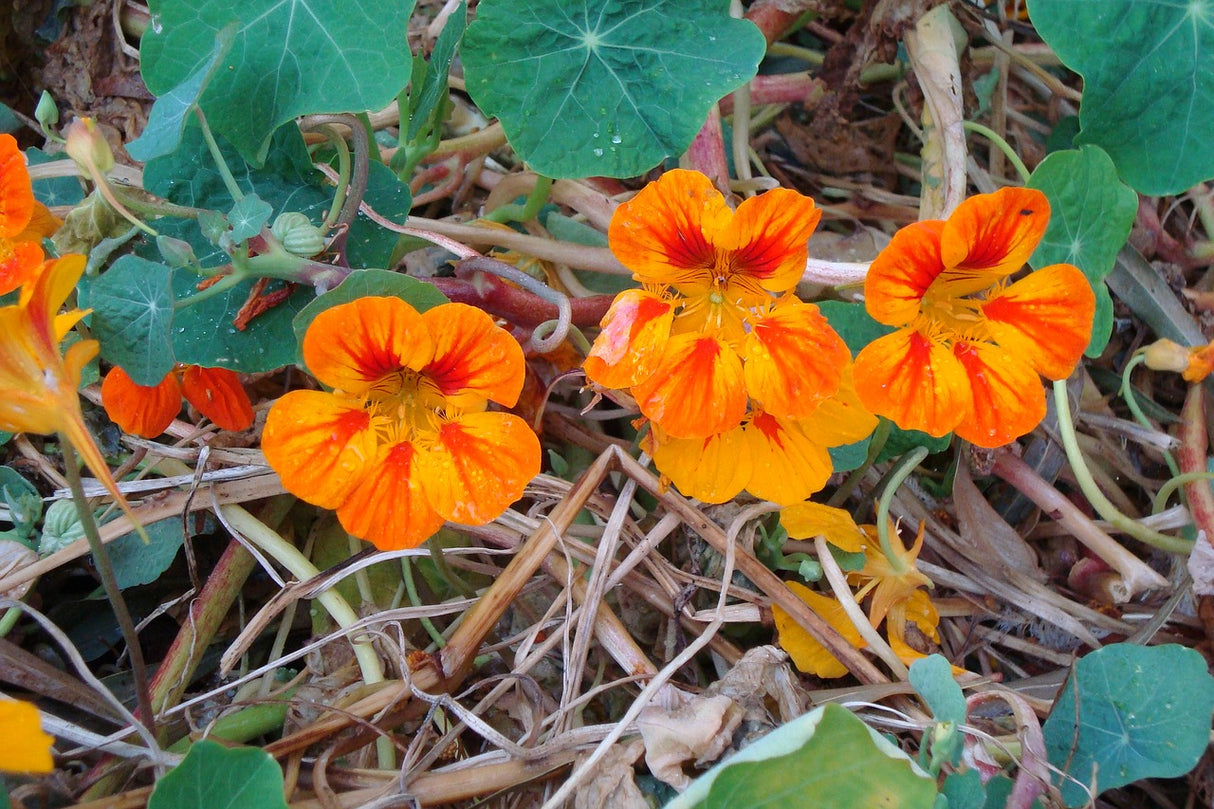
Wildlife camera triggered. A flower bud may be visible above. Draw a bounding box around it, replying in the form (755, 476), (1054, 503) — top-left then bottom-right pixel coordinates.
(64, 117), (114, 175)
(1141, 339), (1190, 374)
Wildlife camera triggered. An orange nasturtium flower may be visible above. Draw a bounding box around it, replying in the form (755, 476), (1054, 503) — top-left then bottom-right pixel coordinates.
(583, 170), (875, 504)
(0, 133), (61, 296)
(0, 255), (133, 513)
(101, 364), (254, 438)
(0, 699), (54, 773)
(772, 502), (941, 678)
(262, 297), (542, 550)
(854, 187), (1095, 448)
(1142, 338), (1214, 384)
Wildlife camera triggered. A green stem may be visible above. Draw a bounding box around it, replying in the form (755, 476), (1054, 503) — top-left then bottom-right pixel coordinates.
(1153, 471), (1214, 515)
(1120, 352), (1179, 477)
(62, 440), (155, 733)
(173, 271), (247, 309)
(827, 419), (891, 509)
(484, 174), (553, 224)
(313, 124), (351, 229)
(195, 108), (244, 203)
(1052, 379), (1193, 553)
(875, 446), (929, 574)
(963, 121), (1030, 183)
(402, 556), (445, 649)
(0, 605), (21, 637)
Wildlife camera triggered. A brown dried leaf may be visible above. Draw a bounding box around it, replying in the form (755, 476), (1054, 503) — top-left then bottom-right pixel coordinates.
(953, 460), (1044, 581)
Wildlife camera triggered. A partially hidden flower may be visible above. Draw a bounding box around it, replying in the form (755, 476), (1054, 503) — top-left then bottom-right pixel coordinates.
(101, 364), (254, 438)
(0, 699), (54, 773)
(583, 170), (874, 503)
(0, 255), (133, 515)
(0, 134), (61, 296)
(262, 297), (542, 550)
(854, 187), (1094, 448)
(772, 502), (941, 678)
(1142, 337), (1214, 383)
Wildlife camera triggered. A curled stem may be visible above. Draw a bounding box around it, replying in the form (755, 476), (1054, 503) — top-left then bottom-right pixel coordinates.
(876, 446), (928, 575)
(457, 256), (573, 353)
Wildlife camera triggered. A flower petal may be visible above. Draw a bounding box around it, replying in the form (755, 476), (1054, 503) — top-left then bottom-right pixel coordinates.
(780, 501), (866, 552)
(583, 288), (674, 389)
(101, 367), (182, 438)
(854, 328), (971, 438)
(0, 240), (43, 297)
(864, 220), (946, 326)
(794, 366), (879, 447)
(421, 412), (541, 525)
(337, 441), (445, 550)
(982, 263), (1095, 379)
(649, 425), (752, 504)
(772, 581), (865, 679)
(951, 341), (1045, 448)
(0, 134), (34, 239)
(302, 296), (434, 394)
(740, 413), (833, 504)
(262, 390), (377, 509)
(717, 187), (822, 295)
(0, 700), (54, 774)
(421, 302), (526, 409)
(941, 187), (1049, 278)
(632, 333), (746, 439)
(743, 300), (848, 419)
(180, 366), (254, 431)
(608, 169), (729, 289)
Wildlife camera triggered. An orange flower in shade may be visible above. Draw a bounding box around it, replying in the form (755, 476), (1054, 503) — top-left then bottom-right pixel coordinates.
(101, 364), (254, 438)
(0, 255), (132, 515)
(853, 187), (1095, 448)
(0, 700), (54, 773)
(583, 170), (874, 503)
(772, 502), (941, 678)
(0, 134), (61, 296)
(261, 297), (541, 550)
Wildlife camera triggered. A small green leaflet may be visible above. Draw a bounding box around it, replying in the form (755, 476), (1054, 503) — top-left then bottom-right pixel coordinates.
(85, 255), (175, 386)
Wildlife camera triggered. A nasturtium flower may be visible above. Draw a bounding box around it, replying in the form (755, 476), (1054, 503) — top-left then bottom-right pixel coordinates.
(0, 134), (60, 296)
(854, 187), (1095, 447)
(1142, 337), (1214, 383)
(0, 699), (53, 773)
(262, 297), (541, 550)
(101, 364), (254, 438)
(772, 503), (941, 678)
(0, 255), (132, 513)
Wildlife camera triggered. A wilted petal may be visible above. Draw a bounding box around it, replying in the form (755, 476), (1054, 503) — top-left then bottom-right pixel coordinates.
(262, 390), (377, 509)
(952, 341), (1045, 448)
(941, 187), (1049, 279)
(780, 501), (866, 552)
(338, 441), (445, 550)
(422, 302), (526, 409)
(854, 328), (971, 438)
(717, 187), (822, 296)
(421, 412), (541, 525)
(982, 263), (1095, 379)
(302, 296), (434, 394)
(772, 581), (865, 679)
(101, 367), (182, 438)
(740, 413), (833, 504)
(743, 301), (848, 419)
(864, 220), (946, 327)
(650, 425), (752, 505)
(633, 333), (746, 439)
(583, 288), (674, 389)
(180, 366), (255, 431)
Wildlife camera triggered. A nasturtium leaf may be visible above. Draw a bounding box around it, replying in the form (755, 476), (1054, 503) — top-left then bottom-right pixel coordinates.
(343, 162), (412, 271)
(1028, 145), (1135, 357)
(227, 193), (272, 242)
(941, 770), (986, 809)
(148, 738), (288, 809)
(127, 24), (235, 162)
(666, 703), (937, 809)
(1027, 0), (1214, 195)
(140, 0), (415, 166)
(108, 519), (184, 590)
(462, 0), (766, 178)
(1043, 643), (1214, 807)
(27, 148), (83, 207)
(85, 255), (176, 386)
(910, 655), (966, 725)
(404, 0), (465, 144)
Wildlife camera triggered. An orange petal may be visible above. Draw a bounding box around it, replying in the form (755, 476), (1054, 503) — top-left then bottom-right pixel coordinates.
(780, 501), (866, 552)
(421, 412), (541, 525)
(951, 341), (1045, 448)
(262, 390), (377, 509)
(0, 240), (43, 297)
(772, 581), (865, 679)
(632, 333), (746, 439)
(982, 263), (1095, 379)
(180, 366), (254, 431)
(302, 296), (434, 394)
(743, 301), (848, 419)
(337, 441), (445, 550)
(420, 302), (525, 409)
(15, 202), (62, 242)
(650, 425), (752, 504)
(24, 256), (86, 356)
(740, 412), (833, 504)
(941, 187), (1049, 279)
(101, 367), (182, 438)
(608, 169), (729, 288)
(0, 700), (54, 774)
(794, 366), (879, 447)
(583, 289), (674, 389)
(0, 134), (34, 239)
(717, 187), (822, 295)
(854, 328), (971, 438)
(864, 220), (946, 327)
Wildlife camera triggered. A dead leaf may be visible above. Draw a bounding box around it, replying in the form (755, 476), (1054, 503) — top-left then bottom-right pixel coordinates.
(954, 460), (1044, 581)
(573, 739), (648, 809)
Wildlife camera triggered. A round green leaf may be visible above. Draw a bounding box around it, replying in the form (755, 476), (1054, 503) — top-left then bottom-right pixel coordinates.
(1043, 643), (1214, 807)
(148, 739), (288, 809)
(86, 255), (176, 386)
(463, 0), (766, 178)
(1028, 0), (1214, 195)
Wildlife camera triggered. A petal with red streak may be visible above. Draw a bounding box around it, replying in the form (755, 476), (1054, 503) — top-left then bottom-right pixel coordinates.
(740, 412), (833, 504)
(261, 391), (377, 509)
(717, 188), (821, 295)
(101, 367), (182, 438)
(302, 296), (434, 394)
(583, 289), (674, 389)
(951, 341), (1045, 448)
(180, 366), (255, 431)
(337, 441), (445, 550)
(650, 425), (752, 504)
(864, 220), (946, 326)
(854, 328), (971, 438)
(743, 301), (848, 419)
(632, 332), (746, 439)
(421, 302), (525, 409)
(941, 187), (1049, 278)
(421, 412), (541, 525)
(0, 134), (34, 238)
(982, 263), (1095, 379)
